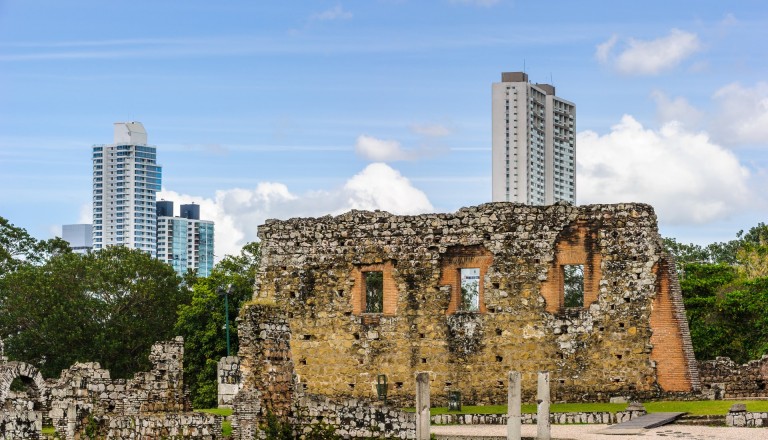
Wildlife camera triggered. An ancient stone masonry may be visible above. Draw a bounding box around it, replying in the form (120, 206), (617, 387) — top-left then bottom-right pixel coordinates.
(1, 337), (222, 439)
(699, 355), (768, 399)
(218, 356), (242, 407)
(727, 403), (768, 427)
(232, 303), (416, 439)
(249, 202), (699, 406)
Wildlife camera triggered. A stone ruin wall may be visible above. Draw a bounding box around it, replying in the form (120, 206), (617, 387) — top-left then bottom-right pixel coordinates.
(0, 337), (221, 439)
(250, 202), (699, 406)
(698, 355), (768, 400)
(232, 303), (416, 439)
(218, 356), (242, 407)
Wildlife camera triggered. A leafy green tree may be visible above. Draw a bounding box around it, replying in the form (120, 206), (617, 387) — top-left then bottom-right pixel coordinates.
(0, 216), (70, 274)
(0, 246), (188, 378)
(175, 242), (260, 408)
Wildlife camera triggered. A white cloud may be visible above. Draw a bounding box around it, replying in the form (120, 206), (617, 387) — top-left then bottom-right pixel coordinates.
(711, 82), (768, 146)
(651, 90), (702, 129)
(311, 5), (353, 21)
(77, 202), (93, 224)
(410, 123), (452, 137)
(159, 163), (433, 259)
(577, 115), (752, 225)
(596, 29), (701, 75)
(355, 135), (414, 161)
(595, 34), (617, 64)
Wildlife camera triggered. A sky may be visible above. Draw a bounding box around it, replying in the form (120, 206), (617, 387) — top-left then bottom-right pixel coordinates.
(1, 1), (767, 260)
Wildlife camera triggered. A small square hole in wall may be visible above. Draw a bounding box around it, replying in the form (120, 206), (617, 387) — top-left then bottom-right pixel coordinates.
(559, 353), (564, 359)
(488, 307), (496, 313)
(613, 281), (618, 286)
(492, 282), (500, 289)
(495, 328), (503, 336)
(419, 333), (425, 339)
(287, 312), (294, 319)
(337, 289), (344, 298)
(303, 334), (313, 340)
(445, 382), (452, 387)
(348, 383), (355, 390)
(497, 380), (504, 387)
(599, 327), (605, 332)
(616, 354), (623, 360)
(637, 273), (641, 280)
(610, 305), (615, 310)
(496, 355), (503, 362)
(344, 311), (352, 317)
(353, 332), (360, 340)
(421, 358), (427, 364)
(559, 379), (565, 384)
(624, 297), (631, 303)
(303, 383), (308, 391)
(290, 291), (297, 299)
(358, 359), (364, 365)
(535, 259), (540, 264)
(619, 322), (625, 328)
(299, 358), (307, 365)
(396, 382), (403, 389)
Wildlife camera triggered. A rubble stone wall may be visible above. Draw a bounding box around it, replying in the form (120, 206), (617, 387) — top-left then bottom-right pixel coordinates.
(250, 203), (699, 405)
(431, 408), (645, 425)
(232, 303), (416, 439)
(0, 409), (41, 439)
(699, 356), (768, 399)
(218, 356), (242, 407)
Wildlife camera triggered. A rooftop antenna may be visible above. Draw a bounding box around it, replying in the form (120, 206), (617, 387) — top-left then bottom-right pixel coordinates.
(550, 72), (553, 86)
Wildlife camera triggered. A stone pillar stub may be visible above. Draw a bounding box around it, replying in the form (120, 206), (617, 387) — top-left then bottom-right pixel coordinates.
(415, 372), (430, 440)
(507, 371), (521, 440)
(536, 371), (551, 440)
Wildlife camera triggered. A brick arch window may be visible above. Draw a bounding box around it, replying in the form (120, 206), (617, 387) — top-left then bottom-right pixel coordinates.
(440, 245), (493, 314)
(541, 222), (602, 313)
(352, 262), (397, 316)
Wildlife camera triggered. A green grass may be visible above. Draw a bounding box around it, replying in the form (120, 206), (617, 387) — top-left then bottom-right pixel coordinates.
(407, 400), (768, 417)
(196, 408), (233, 436)
(41, 426), (55, 435)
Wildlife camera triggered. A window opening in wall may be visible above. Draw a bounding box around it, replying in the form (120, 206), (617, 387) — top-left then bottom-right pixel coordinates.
(563, 264), (584, 308)
(460, 268), (481, 311)
(364, 271), (383, 313)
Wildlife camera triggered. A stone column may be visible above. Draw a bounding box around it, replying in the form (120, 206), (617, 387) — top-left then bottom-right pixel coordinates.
(727, 403), (747, 427)
(415, 372), (430, 440)
(536, 371), (550, 440)
(507, 371), (521, 440)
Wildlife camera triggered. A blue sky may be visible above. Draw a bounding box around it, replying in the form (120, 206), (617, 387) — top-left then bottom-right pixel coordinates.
(1, 1), (767, 258)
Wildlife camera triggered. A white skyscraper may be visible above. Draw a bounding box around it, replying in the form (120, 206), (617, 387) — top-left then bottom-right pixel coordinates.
(491, 72), (576, 205)
(92, 122), (162, 256)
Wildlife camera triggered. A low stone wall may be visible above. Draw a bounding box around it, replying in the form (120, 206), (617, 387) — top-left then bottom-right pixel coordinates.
(431, 409), (644, 426)
(218, 356), (241, 407)
(0, 409), (41, 439)
(698, 356), (768, 399)
(726, 404), (768, 427)
(296, 393), (415, 439)
(100, 412), (221, 439)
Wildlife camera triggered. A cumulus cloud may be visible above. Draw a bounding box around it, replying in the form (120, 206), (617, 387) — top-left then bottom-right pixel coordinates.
(651, 90), (702, 129)
(159, 163), (433, 259)
(355, 135), (445, 162)
(596, 29), (702, 75)
(311, 5), (353, 21)
(711, 82), (768, 146)
(577, 115), (752, 224)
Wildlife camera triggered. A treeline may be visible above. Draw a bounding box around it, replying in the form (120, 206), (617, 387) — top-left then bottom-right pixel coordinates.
(0, 216), (256, 408)
(664, 223), (768, 364)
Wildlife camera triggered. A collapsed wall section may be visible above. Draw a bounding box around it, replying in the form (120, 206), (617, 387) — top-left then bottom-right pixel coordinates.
(250, 202), (699, 405)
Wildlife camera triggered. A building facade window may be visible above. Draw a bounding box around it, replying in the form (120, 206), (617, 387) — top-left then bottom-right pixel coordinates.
(352, 262), (396, 316)
(440, 245), (493, 314)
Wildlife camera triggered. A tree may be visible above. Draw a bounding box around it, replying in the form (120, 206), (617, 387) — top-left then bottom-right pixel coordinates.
(0, 216), (70, 274)
(0, 246), (188, 378)
(175, 242), (260, 408)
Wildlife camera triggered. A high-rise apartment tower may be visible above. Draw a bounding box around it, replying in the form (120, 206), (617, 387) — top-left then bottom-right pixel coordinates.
(491, 72), (576, 205)
(156, 201), (215, 277)
(92, 122), (162, 255)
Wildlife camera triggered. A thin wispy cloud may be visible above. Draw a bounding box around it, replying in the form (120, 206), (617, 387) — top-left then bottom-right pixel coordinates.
(596, 29), (702, 75)
(410, 123), (453, 137)
(449, 0), (500, 6)
(311, 5), (353, 21)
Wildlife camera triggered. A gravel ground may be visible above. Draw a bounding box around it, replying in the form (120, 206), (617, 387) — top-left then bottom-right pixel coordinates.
(431, 423), (766, 439)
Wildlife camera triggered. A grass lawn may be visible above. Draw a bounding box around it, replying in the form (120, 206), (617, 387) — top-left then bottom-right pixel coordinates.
(196, 408), (234, 436)
(410, 400), (768, 416)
